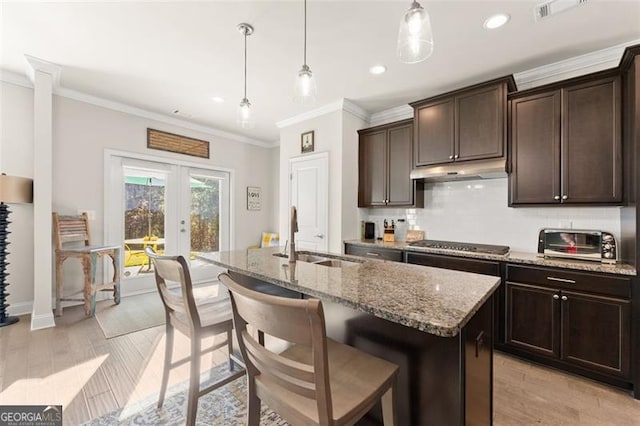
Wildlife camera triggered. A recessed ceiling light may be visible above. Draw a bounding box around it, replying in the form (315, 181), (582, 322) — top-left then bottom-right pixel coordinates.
(211, 96), (225, 103)
(369, 65), (387, 75)
(483, 13), (510, 29)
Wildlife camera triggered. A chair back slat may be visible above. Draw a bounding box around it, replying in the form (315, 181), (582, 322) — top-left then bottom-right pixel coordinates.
(53, 212), (91, 250)
(146, 248), (200, 326)
(219, 273), (333, 421)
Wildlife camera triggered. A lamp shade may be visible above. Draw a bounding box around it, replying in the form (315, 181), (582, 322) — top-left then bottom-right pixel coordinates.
(0, 175), (33, 204)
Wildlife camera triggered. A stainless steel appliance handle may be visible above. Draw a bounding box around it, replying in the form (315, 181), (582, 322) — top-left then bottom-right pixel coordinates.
(547, 276), (576, 284)
(366, 252), (380, 257)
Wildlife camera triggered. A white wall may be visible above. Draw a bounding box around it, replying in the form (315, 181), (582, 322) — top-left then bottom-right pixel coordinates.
(1, 81), (278, 314)
(363, 178), (623, 254)
(279, 110), (343, 252)
(0, 82), (35, 313)
(278, 107), (364, 253)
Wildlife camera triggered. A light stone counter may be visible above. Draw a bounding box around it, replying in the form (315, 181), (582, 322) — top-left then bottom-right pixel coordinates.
(345, 239), (637, 276)
(198, 247), (500, 337)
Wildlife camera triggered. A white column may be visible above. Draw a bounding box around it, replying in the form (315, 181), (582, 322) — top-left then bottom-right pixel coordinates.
(26, 56), (60, 330)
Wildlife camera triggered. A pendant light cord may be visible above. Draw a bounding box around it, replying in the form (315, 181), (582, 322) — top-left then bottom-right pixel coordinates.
(244, 30), (248, 99)
(303, 0), (307, 66)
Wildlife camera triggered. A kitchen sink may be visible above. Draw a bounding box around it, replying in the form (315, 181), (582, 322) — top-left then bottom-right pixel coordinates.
(272, 251), (362, 267)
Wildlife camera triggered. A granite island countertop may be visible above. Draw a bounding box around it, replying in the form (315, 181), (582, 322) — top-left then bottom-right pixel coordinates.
(198, 247), (501, 338)
(344, 239), (637, 276)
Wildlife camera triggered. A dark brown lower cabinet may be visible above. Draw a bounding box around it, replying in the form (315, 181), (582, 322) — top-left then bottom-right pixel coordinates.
(561, 291), (630, 377)
(506, 282), (560, 358)
(504, 266), (631, 382)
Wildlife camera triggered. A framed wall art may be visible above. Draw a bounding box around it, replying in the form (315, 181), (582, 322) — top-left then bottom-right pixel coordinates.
(301, 130), (315, 154)
(247, 186), (261, 210)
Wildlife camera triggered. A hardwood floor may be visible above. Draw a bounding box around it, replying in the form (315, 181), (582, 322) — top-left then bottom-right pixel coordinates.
(1, 303), (639, 425)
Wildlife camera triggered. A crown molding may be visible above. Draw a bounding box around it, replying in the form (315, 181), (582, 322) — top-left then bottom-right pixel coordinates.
(342, 99), (370, 122)
(0, 69), (32, 89)
(276, 98), (371, 129)
(369, 104), (413, 127)
(1, 64), (275, 148)
(514, 38), (640, 91)
(54, 86), (275, 148)
(24, 55), (62, 87)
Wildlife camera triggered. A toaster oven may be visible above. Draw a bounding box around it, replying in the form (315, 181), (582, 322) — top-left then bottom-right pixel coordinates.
(537, 229), (617, 264)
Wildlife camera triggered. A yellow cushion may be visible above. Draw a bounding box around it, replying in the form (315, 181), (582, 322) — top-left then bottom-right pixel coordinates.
(261, 232), (280, 248)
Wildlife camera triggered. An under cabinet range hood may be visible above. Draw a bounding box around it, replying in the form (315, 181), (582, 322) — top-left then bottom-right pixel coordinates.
(410, 158), (508, 182)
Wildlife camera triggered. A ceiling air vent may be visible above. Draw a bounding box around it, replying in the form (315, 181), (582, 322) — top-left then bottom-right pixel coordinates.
(535, 0), (588, 22)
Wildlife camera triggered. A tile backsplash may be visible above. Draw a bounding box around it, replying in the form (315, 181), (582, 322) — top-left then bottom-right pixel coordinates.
(362, 178), (622, 253)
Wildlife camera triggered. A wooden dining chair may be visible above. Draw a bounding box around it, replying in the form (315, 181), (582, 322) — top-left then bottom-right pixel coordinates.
(53, 212), (121, 316)
(145, 248), (244, 426)
(219, 272), (399, 426)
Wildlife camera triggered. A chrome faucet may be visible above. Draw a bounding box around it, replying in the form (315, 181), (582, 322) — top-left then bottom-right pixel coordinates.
(289, 206), (298, 263)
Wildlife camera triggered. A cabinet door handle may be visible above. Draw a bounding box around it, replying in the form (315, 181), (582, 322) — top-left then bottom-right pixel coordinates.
(454, 154), (459, 159)
(554, 195), (560, 200)
(553, 294), (560, 300)
(366, 252), (380, 257)
(562, 195), (568, 200)
(547, 276), (576, 284)
(561, 295), (568, 301)
(449, 155), (454, 159)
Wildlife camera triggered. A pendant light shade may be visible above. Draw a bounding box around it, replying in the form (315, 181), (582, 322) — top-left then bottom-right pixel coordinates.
(397, 1), (434, 64)
(294, 0), (317, 104)
(237, 23), (255, 129)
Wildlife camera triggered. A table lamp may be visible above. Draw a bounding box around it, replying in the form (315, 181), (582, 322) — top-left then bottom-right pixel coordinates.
(0, 174), (33, 327)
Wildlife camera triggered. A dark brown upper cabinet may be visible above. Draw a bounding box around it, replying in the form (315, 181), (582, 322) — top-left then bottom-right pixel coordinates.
(358, 119), (423, 208)
(411, 76), (516, 167)
(509, 72), (622, 206)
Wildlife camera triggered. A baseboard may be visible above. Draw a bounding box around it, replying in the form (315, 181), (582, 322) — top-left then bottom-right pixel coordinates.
(30, 311), (55, 330)
(7, 300), (34, 317)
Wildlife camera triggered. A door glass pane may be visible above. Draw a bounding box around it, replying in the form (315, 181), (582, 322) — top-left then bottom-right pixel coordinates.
(123, 168), (166, 278)
(189, 175), (220, 258)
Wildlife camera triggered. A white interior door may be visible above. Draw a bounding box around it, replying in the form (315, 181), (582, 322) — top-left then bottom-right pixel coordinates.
(289, 153), (328, 252)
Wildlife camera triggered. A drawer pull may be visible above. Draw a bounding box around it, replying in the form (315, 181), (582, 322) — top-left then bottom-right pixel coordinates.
(547, 276), (576, 284)
(366, 252), (380, 257)
(552, 294), (560, 300)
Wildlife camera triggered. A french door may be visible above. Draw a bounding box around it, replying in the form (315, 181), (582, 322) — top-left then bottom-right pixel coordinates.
(106, 153), (231, 293)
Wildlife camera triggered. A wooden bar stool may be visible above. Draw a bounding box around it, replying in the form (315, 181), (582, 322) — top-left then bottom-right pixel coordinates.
(146, 248), (244, 426)
(53, 212), (121, 316)
(219, 272), (399, 426)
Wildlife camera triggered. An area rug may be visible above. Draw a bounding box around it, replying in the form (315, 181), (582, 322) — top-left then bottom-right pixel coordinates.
(83, 363), (289, 425)
(95, 291), (166, 339)
(95, 284), (230, 339)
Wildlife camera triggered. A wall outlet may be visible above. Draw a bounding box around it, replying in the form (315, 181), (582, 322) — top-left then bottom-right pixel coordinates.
(79, 209), (96, 220)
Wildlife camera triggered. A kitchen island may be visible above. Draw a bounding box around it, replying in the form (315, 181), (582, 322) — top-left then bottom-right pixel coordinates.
(199, 247), (501, 425)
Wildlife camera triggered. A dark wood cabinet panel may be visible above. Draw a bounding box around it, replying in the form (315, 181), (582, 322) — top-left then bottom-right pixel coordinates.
(506, 282), (560, 358)
(411, 77), (513, 168)
(456, 84), (505, 162)
(358, 120), (421, 208)
(509, 91), (561, 204)
(414, 98), (455, 166)
(406, 252), (500, 276)
(387, 123), (414, 205)
(358, 130), (387, 206)
(344, 244), (404, 262)
(562, 76), (622, 203)
(508, 72), (622, 206)
(561, 291), (630, 378)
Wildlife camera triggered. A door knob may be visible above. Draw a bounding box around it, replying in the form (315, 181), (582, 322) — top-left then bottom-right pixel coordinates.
(562, 195), (568, 200)
(454, 154), (459, 159)
(449, 155), (454, 159)
(314, 234), (324, 239)
(554, 195), (560, 200)
(553, 294), (560, 300)
(561, 295), (568, 301)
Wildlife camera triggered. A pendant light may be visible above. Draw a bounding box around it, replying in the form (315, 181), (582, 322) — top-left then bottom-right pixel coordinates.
(237, 23), (255, 129)
(294, 0), (317, 105)
(397, 1), (434, 64)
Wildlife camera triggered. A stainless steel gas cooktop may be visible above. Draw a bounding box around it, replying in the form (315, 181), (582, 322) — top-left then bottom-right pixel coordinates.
(408, 239), (510, 255)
